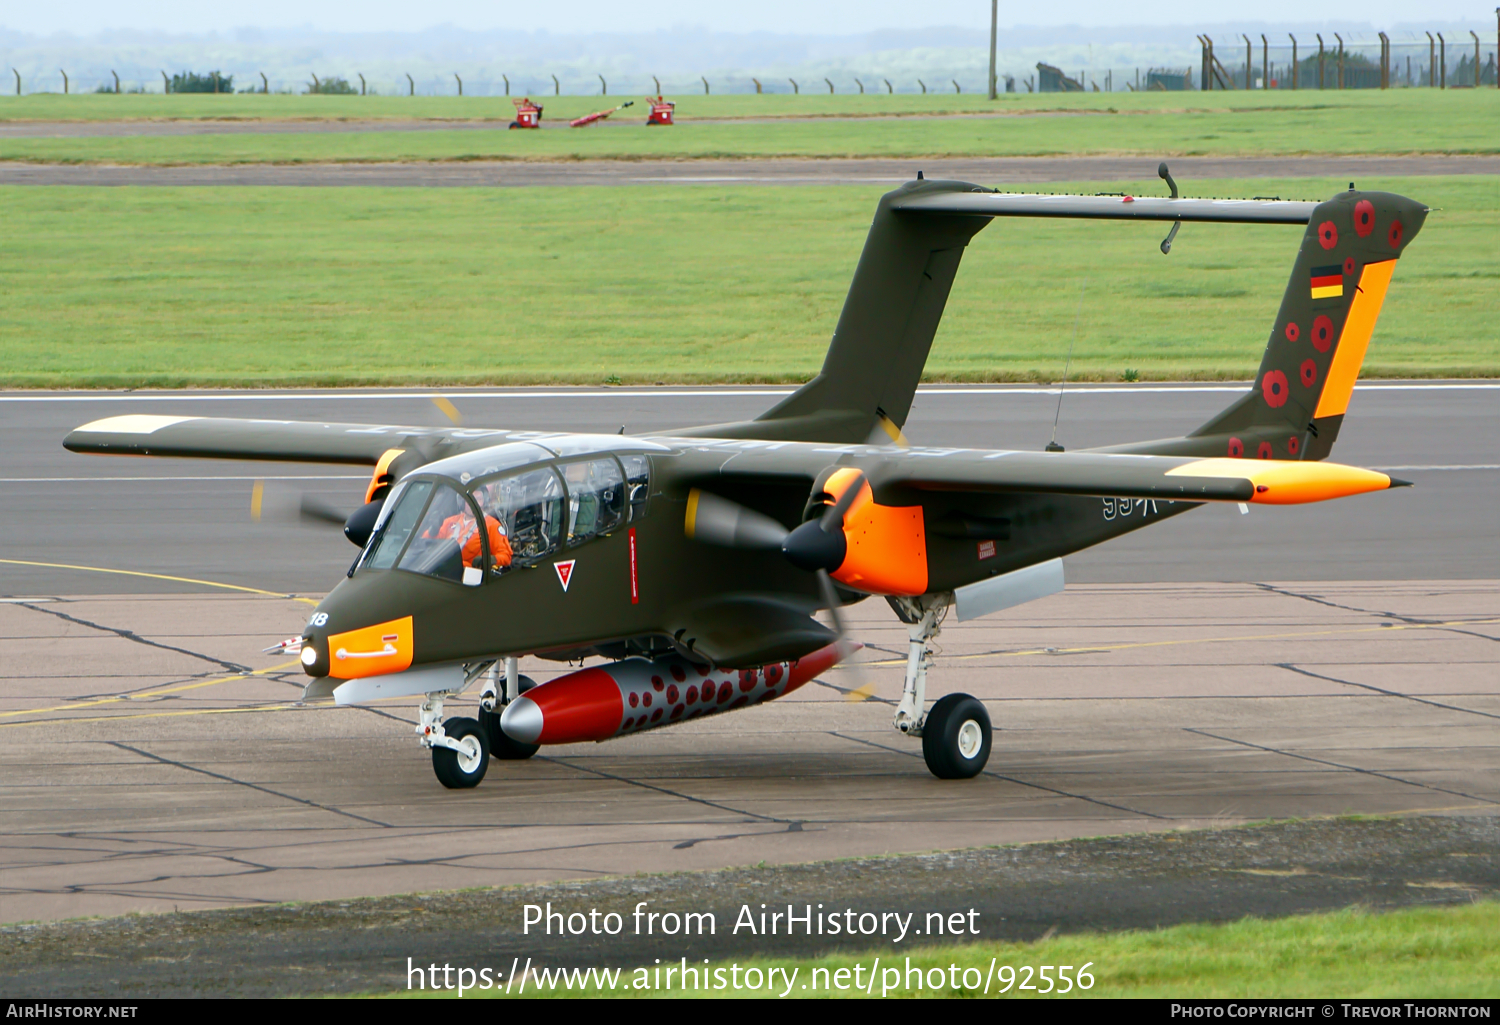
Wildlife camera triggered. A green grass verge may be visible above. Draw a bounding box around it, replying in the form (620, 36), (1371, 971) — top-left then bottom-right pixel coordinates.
(1, 91), (1496, 164)
(2, 175), (1494, 389)
(396, 901), (1500, 998)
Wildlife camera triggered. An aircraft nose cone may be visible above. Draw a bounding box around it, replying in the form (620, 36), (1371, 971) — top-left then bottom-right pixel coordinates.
(499, 695), (544, 745)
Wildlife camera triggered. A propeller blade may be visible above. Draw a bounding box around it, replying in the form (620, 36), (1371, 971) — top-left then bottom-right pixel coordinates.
(685, 488), (790, 550)
(819, 470), (868, 531)
(299, 495), (350, 527)
(816, 568), (870, 697)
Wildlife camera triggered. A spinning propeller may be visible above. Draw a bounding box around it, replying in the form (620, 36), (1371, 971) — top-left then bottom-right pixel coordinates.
(686, 473), (868, 666)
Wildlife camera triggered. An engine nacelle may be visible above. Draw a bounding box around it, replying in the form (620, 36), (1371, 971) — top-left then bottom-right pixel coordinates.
(499, 642), (846, 745)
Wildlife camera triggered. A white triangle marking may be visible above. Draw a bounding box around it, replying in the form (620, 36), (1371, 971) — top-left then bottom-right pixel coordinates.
(554, 560), (576, 591)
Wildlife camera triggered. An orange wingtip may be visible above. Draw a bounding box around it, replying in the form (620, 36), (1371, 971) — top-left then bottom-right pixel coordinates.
(1165, 458), (1397, 505)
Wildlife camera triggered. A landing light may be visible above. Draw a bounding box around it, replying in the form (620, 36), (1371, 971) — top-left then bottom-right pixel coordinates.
(301, 646), (318, 667)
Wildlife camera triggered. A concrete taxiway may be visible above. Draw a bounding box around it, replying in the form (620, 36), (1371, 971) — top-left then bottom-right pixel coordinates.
(0, 383), (1495, 927)
(1, 579), (1496, 926)
(2, 155), (1496, 188)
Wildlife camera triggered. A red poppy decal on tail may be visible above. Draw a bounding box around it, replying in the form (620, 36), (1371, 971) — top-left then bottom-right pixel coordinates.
(1300, 359), (1318, 388)
(1343, 256), (1356, 276)
(1284, 322), (1300, 343)
(1228, 437), (1244, 458)
(1262, 370), (1290, 408)
(1312, 315), (1335, 353)
(1257, 441), (1273, 459)
(1287, 436), (1301, 456)
(1388, 220), (1404, 248)
(1353, 199), (1375, 237)
(1317, 221), (1338, 250)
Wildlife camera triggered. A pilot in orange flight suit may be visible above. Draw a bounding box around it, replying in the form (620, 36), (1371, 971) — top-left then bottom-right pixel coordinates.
(438, 511), (512, 570)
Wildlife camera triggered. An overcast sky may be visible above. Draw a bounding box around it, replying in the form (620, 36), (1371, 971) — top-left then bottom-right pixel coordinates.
(8, 0), (1489, 35)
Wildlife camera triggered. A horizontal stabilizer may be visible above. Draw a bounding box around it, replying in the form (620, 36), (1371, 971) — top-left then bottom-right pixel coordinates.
(890, 190), (1317, 224)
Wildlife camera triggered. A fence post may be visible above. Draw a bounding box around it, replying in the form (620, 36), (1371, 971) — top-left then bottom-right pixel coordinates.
(701, 76), (709, 95)
(261, 72), (268, 94)
(1243, 34), (1251, 89)
(824, 78), (834, 93)
(455, 74), (462, 96)
(358, 73), (365, 96)
(952, 79), (961, 93)
(652, 76), (660, 94)
(552, 74), (560, 96)
(988, 0), (998, 99)
(1316, 35), (1325, 89)
(161, 70), (169, 94)
(1335, 34), (1345, 89)
(503, 74), (509, 96)
(112, 69), (120, 94)
(1379, 33), (1388, 88)
(212, 70), (220, 94)
(1290, 35), (1298, 89)
(918, 79), (926, 93)
(1427, 33), (1435, 86)
(407, 73), (414, 96)
(1473, 31), (1482, 87)
(752, 78), (762, 93)
(12, 68), (19, 95)
(855, 78), (864, 93)
(884, 78), (892, 93)
(311, 73), (320, 93)
(789, 78), (798, 94)
(1496, 8), (1499, 89)
(599, 74), (606, 95)
(1261, 35), (1268, 89)
(60, 69), (67, 94)
(1438, 33), (1446, 88)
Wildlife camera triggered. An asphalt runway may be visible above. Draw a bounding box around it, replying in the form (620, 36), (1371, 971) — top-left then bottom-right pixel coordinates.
(3, 155), (1496, 188)
(1, 382), (1496, 595)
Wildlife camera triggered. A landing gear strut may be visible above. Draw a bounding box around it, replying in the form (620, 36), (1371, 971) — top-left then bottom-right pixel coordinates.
(478, 656), (539, 760)
(889, 598), (992, 779)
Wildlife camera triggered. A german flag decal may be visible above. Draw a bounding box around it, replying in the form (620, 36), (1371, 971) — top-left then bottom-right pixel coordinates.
(1310, 264), (1343, 300)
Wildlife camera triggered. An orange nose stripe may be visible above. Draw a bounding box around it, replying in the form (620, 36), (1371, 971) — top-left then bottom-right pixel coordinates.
(327, 616), (414, 679)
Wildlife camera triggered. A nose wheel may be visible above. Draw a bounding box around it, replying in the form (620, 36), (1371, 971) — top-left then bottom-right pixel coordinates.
(431, 716), (490, 789)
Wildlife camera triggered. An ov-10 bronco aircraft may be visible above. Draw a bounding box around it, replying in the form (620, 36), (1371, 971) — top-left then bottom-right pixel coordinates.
(65, 169), (1427, 787)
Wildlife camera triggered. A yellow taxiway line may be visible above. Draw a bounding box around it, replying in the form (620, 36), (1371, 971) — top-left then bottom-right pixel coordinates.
(0, 558), (319, 605)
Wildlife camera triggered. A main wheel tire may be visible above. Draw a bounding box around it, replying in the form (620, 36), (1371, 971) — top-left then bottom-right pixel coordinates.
(432, 717), (490, 789)
(480, 675), (541, 761)
(921, 693), (992, 780)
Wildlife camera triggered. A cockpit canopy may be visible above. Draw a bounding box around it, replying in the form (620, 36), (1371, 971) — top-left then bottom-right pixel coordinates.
(354, 439), (657, 585)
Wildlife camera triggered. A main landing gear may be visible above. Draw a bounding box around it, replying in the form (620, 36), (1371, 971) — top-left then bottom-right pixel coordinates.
(889, 599), (992, 780)
(419, 657), (537, 789)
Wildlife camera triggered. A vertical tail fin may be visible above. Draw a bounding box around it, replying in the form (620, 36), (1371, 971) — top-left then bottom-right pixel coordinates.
(1186, 187), (1429, 461)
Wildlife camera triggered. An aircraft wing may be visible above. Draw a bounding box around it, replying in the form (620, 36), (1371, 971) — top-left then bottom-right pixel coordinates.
(890, 191), (1319, 224)
(882, 450), (1404, 506)
(63, 414), (509, 465)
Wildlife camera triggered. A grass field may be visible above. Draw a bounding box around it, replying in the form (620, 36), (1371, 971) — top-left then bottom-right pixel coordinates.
(425, 902), (1500, 999)
(1, 91), (1496, 164)
(1, 175), (1494, 388)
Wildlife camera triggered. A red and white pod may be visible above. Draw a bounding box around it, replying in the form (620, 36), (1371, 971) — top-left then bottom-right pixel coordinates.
(499, 642), (848, 745)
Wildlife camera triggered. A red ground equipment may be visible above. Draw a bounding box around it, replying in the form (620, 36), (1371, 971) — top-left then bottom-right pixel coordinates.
(569, 100), (634, 128)
(508, 97), (542, 129)
(645, 95), (675, 125)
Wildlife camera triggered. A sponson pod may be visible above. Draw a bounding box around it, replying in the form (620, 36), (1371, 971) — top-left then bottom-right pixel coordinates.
(500, 642), (847, 745)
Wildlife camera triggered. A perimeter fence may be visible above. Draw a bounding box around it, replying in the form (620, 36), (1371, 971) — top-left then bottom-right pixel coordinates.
(1198, 31), (1498, 90)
